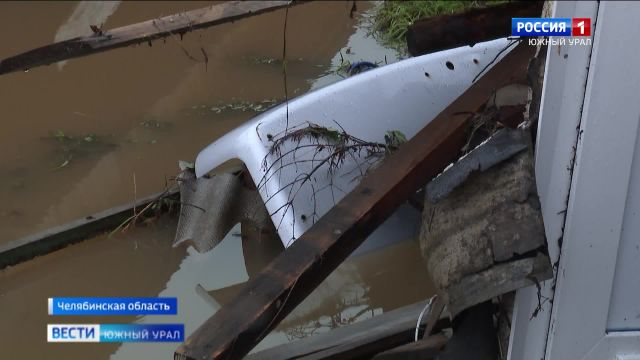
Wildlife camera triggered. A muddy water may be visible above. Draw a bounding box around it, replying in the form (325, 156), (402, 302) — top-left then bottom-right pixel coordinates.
(0, 2), (431, 359)
(0, 0), (363, 244)
(0, 219), (184, 359)
(0, 218), (433, 359)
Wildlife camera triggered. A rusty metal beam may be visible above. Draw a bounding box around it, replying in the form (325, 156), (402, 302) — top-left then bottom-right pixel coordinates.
(174, 43), (535, 360)
(0, 1), (302, 76)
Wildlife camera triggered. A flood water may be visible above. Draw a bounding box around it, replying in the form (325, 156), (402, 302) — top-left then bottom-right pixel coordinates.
(0, 2), (433, 359)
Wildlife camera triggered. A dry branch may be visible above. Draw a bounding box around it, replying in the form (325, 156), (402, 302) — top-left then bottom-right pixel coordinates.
(257, 123), (403, 237)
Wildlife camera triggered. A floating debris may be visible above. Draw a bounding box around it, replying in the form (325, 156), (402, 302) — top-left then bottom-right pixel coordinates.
(346, 61), (379, 75)
(56, 158), (71, 169)
(335, 54), (381, 77)
(246, 56), (282, 66)
(45, 131), (116, 170)
(178, 160), (195, 171)
(139, 118), (172, 129)
(207, 98), (281, 115)
(244, 56), (305, 67)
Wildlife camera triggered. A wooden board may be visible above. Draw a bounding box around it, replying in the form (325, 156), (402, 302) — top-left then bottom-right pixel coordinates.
(371, 335), (448, 360)
(406, 1), (543, 56)
(246, 301), (445, 360)
(0, 189), (177, 269)
(0, 1), (299, 75)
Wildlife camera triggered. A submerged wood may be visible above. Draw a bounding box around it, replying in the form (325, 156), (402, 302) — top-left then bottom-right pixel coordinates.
(0, 1), (299, 76)
(371, 335), (448, 360)
(0, 188), (177, 269)
(246, 301), (448, 360)
(406, 1), (543, 56)
(174, 43), (535, 360)
(437, 302), (498, 360)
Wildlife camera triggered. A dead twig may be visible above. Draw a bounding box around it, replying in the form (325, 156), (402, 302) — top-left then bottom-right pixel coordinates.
(257, 123), (406, 241)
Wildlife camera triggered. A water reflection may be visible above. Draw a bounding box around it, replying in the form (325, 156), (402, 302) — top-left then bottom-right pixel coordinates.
(109, 224), (251, 360)
(268, 238), (434, 347)
(0, 219), (184, 360)
(107, 223), (433, 359)
(54, 1), (121, 70)
(0, 216), (433, 360)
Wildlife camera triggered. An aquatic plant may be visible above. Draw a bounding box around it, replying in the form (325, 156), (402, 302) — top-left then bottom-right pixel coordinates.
(139, 118), (172, 129)
(46, 131), (115, 169)
(207, 98), (281, 114)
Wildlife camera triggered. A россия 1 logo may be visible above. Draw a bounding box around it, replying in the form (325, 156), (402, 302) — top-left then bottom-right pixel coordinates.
(512, 18), (591, 37)
(572, 18), (591, 36)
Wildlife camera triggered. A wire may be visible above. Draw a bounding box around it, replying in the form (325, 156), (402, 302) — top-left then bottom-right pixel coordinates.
(472, 38), (521, 83)
(415, 295), (438, 342)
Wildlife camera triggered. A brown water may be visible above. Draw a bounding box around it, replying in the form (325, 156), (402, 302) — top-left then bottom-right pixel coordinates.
(0, 0), (364, 244)
(0, 2), (432, 359)
(0, 219), (433, 359)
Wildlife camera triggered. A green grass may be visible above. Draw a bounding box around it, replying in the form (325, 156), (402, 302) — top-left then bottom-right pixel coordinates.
(371, 1), (507, 52)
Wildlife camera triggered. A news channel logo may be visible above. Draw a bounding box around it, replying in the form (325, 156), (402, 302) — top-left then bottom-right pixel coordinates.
(512, 18), (591, 37)
(47, 324), (184, 343)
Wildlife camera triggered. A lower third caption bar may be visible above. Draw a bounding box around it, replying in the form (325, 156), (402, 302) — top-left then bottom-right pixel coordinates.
(47, 324), (184, 343)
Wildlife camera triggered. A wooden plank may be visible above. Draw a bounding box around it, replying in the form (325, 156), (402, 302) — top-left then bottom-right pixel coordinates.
(0, 1), (300, 76)
(437, 302), (497, 360)
(174, 43), (535, 360)
(0, 188), (177, 269)
(245, 301), (445, 360)
(406, 1), (542, 56)
(371, 335), (448, 360)
(374, 303), (496, 360)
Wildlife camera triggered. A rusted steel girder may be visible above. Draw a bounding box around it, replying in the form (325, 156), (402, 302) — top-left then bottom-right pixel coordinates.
(174, 43), (535, 360)
(0, 1), (303, 76)
(406, 1), (543, 56)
